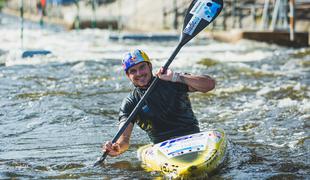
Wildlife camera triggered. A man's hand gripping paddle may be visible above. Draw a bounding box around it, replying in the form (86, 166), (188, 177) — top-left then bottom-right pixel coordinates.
(94, 0), (223, 167)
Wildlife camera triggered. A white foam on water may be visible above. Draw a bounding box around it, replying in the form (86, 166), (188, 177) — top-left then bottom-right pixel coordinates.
(1, 26), (277, 70)
(256, 86), (273, 97)
(240, 99), (267, 110)
(269, 142), (286, 148)
(300, 99), (310, 113)
(280, 58), (310, 77)
(271, 130), (307, 149)
(3, 28), (129, 66)
(213, 83), (254, 96)
(278, 98), (299, 108)
(26, 118), (43, 129)
(214, 50), (272, 62)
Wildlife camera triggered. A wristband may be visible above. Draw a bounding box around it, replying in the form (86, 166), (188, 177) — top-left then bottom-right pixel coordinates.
(171, 72), (180, 82)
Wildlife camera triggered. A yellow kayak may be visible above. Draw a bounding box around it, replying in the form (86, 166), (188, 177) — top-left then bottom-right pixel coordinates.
(137, 129), (227, 179)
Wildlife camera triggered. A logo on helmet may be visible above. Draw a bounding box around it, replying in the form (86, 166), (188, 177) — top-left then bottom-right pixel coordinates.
(122, 49), (150, 72)
(129, 55), (138, 63)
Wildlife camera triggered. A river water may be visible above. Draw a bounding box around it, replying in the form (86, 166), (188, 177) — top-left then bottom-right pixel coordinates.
(0, 14), (309, 179)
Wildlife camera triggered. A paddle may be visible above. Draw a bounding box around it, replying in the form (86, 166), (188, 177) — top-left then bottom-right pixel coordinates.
(19, 0), (24, 49)
(94, 0), (223, 167)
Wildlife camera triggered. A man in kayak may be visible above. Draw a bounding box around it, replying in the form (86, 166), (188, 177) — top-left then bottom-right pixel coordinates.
(103, 49), (215, 157)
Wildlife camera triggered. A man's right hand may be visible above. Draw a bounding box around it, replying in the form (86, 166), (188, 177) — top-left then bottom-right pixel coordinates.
(102, 141), (121, 157)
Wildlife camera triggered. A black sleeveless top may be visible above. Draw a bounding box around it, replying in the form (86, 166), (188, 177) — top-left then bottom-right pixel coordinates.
(119, 78), (200, 143)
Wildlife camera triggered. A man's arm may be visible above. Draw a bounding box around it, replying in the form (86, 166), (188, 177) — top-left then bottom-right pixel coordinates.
(102, 122), (134, 157)
(156, 68), (215, 92)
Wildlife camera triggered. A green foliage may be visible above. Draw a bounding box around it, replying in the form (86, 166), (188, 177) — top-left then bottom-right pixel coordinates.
(0, 0), (5, 11)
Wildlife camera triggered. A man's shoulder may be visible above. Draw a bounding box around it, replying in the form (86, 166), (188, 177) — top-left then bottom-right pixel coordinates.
(122, 88), (140, 104)
(157, 79), (177, 88)
(158, 79), (189, 92)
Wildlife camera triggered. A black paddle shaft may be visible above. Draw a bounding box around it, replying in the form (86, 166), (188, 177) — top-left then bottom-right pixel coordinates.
(20, 0), (24, 49)
(94, 0), (223, 167)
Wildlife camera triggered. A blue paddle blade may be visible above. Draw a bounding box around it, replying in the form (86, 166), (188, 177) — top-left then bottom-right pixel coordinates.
(180, 0), (223, 45)
(22, 50), (51, 58)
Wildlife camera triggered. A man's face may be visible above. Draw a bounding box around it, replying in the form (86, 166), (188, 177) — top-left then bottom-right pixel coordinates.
(126, 62), (152, 88)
